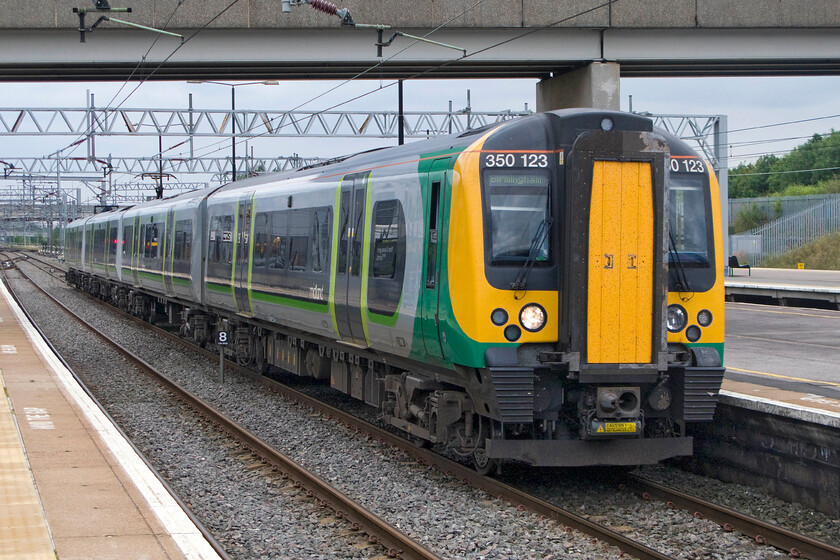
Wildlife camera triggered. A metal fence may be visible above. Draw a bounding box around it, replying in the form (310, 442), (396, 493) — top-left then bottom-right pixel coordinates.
(729, 194), (840, 224)
(732, 197), (840, 265)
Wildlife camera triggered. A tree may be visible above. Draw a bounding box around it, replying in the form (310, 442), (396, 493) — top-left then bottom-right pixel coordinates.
(730, 130), (840, 197)
(729, 154), (777, 198)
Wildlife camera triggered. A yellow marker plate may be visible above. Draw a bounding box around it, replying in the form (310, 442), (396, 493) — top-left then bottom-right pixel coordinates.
(604, 422), (638, 433)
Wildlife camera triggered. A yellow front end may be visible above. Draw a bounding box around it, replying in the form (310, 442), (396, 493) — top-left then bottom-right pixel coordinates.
(667, 163), (726, 355)
(448, 132), (559, 347)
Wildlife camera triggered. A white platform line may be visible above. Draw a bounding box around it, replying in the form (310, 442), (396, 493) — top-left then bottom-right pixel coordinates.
(0, 280), (223, 560)
(720, 389), (840, 426)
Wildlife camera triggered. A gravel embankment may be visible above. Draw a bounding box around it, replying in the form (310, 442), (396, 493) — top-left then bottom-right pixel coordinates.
(12, 260), (840, 559)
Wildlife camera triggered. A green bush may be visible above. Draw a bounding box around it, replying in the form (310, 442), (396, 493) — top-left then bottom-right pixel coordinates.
(761, 231), (840, 270)
(730, 203), (768, 233)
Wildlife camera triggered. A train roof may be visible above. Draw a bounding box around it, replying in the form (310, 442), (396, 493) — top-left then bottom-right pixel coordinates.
(67, 109), (704, 227)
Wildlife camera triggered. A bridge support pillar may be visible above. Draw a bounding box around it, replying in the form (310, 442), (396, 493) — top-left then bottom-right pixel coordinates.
(536, 62), (620, 112)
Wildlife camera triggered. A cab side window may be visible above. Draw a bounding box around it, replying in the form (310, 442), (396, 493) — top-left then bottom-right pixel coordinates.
(367, 199), (406, 316)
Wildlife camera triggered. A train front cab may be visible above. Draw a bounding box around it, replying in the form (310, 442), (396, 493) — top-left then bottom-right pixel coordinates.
(448, 111), (725, 467)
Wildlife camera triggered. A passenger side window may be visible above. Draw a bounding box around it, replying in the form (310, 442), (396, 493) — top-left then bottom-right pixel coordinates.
(311, 208), (331, 273)
(367, 199), (406, 317)
(209, 215), (233, 264)
(252, 213), (268, 269)
(173, 220), (193, 262)
(123, 225), (134, 257)
(289, 210), (310, 271)
(93, 226), (106, 263)
(142, 222), (163, 260)
(372, 200), (405, 279)
(108, 225), (118, 258)
(268, 212), (288, 270)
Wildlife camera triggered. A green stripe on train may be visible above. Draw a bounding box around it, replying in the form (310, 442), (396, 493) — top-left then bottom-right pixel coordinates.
(252, 290), (328, 313)
(137, 270), (164, 282)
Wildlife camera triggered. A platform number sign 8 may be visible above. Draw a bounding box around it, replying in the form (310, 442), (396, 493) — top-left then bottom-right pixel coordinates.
(217, 330), (229, 346)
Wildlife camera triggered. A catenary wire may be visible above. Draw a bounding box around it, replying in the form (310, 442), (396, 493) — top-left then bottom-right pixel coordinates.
(48, 0), (245, 172)
(176, 0), (495, 162)
(179, 0), (616, 169)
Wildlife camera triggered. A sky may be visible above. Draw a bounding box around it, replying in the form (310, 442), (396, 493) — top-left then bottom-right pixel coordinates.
(3, 74), (840, 203)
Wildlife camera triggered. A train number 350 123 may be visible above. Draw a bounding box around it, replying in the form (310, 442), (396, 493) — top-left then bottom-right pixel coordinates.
(671, 158), (706, 173)
(484, 153), (549, 168)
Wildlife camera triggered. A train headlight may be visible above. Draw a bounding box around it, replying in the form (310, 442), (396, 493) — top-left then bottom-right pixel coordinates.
(697, 309), (713, 327)
(667, 304), (688, 333)
(519, 304), (547, 332)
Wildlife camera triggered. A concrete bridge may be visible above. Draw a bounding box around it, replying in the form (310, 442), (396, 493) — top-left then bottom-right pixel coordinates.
(3, 1), (840, 109)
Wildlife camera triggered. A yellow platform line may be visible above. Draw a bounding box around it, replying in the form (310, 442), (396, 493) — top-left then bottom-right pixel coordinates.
(726, 302), (840, 319)
(727, 366), (840, 387)
(727, 333), (840, 351)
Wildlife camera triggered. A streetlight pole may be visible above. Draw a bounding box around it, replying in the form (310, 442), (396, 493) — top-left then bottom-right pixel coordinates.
(187, 80), (278, 184)
(398, 79), (404, 146)
(231, 86), (236, 182)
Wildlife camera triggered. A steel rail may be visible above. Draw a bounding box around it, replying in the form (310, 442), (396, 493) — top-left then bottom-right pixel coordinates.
(21, 253), (840, 560)
(17, 253), (675, 560)
(23, 254), (840, 560)
(236, 368), (677, 560)
(8, 258), (442, 560)
(0, 259), (235, 560)
(625, 475), (840, 560)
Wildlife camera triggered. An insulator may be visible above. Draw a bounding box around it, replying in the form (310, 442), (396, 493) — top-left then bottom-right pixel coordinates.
(309, 0), (338, 16)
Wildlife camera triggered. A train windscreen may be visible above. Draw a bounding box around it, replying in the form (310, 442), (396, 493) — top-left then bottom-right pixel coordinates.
(485, 171), (551, 265)
(668, 172), (716, 292)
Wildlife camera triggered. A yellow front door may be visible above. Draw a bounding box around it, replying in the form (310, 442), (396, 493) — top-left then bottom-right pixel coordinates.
(587, 161), (654, 364)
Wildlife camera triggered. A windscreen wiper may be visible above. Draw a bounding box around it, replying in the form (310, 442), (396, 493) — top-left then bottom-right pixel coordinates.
(668, 229), (692, 292)
(510, 217), (553, 291)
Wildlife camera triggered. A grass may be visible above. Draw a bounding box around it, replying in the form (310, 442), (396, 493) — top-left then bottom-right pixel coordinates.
(761, 231), (840, 270)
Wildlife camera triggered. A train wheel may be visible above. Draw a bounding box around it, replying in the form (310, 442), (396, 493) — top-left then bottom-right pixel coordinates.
(410, 434), (431, 449)
(472, 447), (498, 476)
(255, 347), (268, 375)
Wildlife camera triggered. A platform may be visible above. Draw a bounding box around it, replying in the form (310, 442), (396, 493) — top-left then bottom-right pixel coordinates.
(725, 267), (840, 308)
(0, 280), (222, 560)
(721, 380), (840, 424)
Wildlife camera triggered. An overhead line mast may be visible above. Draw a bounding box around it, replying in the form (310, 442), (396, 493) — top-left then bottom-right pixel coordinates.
(283, 0), (466, 56)
(72, 0), (183, 43)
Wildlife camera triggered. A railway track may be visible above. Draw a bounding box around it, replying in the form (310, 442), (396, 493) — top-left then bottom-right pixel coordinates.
(2, 255), (442, 560)
(8, 252), (672, 560)
(11, 251), (840, 560)
(624, 475), (840, 560)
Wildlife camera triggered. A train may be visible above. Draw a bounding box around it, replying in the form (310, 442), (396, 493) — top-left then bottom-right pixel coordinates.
(64, 108), (726, 473)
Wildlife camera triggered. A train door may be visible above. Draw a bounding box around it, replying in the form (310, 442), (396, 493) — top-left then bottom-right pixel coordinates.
(163, 210), (175, 295)
(130, 216), (141, 285)
(420, 158), (449, 360)
(564, 130), (667, 376)
(84, 224), (93, 271)
(234, 195), (254, 314)
(333, 173), (368, 345)
(104, 222), (114, 278)
(587, 160), (654, 363)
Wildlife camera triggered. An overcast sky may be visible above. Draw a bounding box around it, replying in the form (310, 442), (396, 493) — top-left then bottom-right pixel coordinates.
(3, 74), (840, 201)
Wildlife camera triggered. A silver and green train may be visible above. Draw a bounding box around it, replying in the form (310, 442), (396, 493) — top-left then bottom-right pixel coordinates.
(65, 109), (726, 473)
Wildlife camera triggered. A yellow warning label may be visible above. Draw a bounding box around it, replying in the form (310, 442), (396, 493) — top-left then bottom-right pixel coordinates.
(597, 425), (604, 433)
(605, 422), (637, 433)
